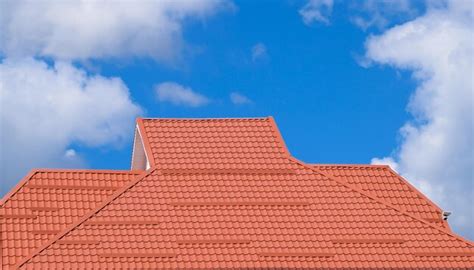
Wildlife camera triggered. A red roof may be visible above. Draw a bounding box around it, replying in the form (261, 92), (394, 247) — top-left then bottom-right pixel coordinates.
(2, 117), (473, 269)
(138, 117), (291, 170)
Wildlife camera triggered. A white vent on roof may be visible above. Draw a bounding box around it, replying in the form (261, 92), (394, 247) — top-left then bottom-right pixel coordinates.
(131, 124), (150, 170)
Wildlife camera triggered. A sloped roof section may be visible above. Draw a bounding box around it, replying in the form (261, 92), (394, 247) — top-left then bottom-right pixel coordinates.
(0, 169), (140, 269)
(4, 117), (474, 269)
(16, 160), (473, 269)
(138, 117), (291, 171)
(313, 164), (450, 230)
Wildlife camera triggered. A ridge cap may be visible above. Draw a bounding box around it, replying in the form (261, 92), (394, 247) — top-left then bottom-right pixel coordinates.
(311, 163), (390, 168)
(140, 116), (270, 121)
(15, 169), (154, 268)
(290, 157), (474, 247)
(383, 166), (452, 231)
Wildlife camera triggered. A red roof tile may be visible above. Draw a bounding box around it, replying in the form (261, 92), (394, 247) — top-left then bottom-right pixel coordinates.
(138, 117), (291, 171)
(15, 161), (474, 269)
(1, 169), (140, 269)
(3, 117), (473, 269)
(313, 164), (450, 230)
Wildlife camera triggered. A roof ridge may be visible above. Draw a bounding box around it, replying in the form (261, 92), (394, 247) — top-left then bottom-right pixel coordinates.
(316, 165), (450, 230)
(268, 116), (291, 156)
(314, 164), (449, 224)
(312, 164), (390, 168)
(139, 116), (270, 120)
(15, 169), (154, 268)
(291, 157), (474, 246)
(29, 168), (142, 174)
(383, 166), (449, 227)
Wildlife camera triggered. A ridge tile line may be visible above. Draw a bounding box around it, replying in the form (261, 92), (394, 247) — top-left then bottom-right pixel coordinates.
(314, 164), (451, 230)
(311, 164), (390, 168)
(268, 116), (291, 156)
(290, 157), (474, 247)
(140, 117), (268, 120)
(15, 168), (155, 268)
(385, 167), (445, 215)
(384, 166), (452, 231)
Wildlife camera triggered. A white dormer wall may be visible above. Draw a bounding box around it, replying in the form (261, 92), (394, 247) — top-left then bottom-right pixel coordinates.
(131, 124), (150, 170)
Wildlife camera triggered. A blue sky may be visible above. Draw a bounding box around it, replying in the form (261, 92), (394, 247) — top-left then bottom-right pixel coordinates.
(88, 1), (417, 168)
(1, 0), (472, 239)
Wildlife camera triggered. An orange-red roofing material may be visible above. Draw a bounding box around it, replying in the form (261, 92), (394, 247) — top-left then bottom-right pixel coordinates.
(3, 117), (474, 269)
(10, 117), (473, 269)
(313, 164), (450, 230)
(15, 161), (474, 269)
(138, 117), (291, 171)
(1, 169), (141, 269)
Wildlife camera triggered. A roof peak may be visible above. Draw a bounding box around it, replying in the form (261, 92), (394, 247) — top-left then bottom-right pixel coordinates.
(139, 116), (271, 121)
(312, 164), (390, 168)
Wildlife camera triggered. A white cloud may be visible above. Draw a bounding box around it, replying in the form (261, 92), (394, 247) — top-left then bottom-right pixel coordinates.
(251, 43), (267, 62)
(64, 149), (77, 158)
(371, 157), (399, 172)
(299, 0), (333, 25)
(0, 58), (142, 195)
(0, 0), (232, 62)
(230, 92), (252, 105)
(350, 0), (418, 31)
(155, 82), (210, 107)
(366, 1), (473, 239)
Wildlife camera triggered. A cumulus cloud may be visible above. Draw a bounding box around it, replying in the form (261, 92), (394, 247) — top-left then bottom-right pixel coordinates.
(0, 0), (231, 62)
(0, 58), (142, 195)
(366, 1), (473, 239)
(155, 82), (210, 107)
(230, 92), (252, 105)
(251, 43), (268, 62)
(299, 0), (334, 25)
(0, 0), (233, 196)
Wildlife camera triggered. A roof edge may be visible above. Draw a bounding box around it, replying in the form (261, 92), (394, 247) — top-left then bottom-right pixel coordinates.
(313, 164), (451, 230)
(139, 116), (269, 120)
(291, 157), (474, 247)
(0, 169), (37, 206)
(268, 116), (291, 156)
(15, 169), (155, 268)
(384, 166), (452, 231)
(23, 168), (142, 174)
(312, 164), (390, 168)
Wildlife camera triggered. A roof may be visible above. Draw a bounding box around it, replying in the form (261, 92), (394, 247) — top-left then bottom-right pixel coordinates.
(138, 117), (291, 170)
(1, 169), (141, 269)
(3, 117), (473, 269)
(313, 164), (450, 230)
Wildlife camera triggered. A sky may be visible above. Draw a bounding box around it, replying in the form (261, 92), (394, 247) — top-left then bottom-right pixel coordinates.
(0, 0), (472, 240)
